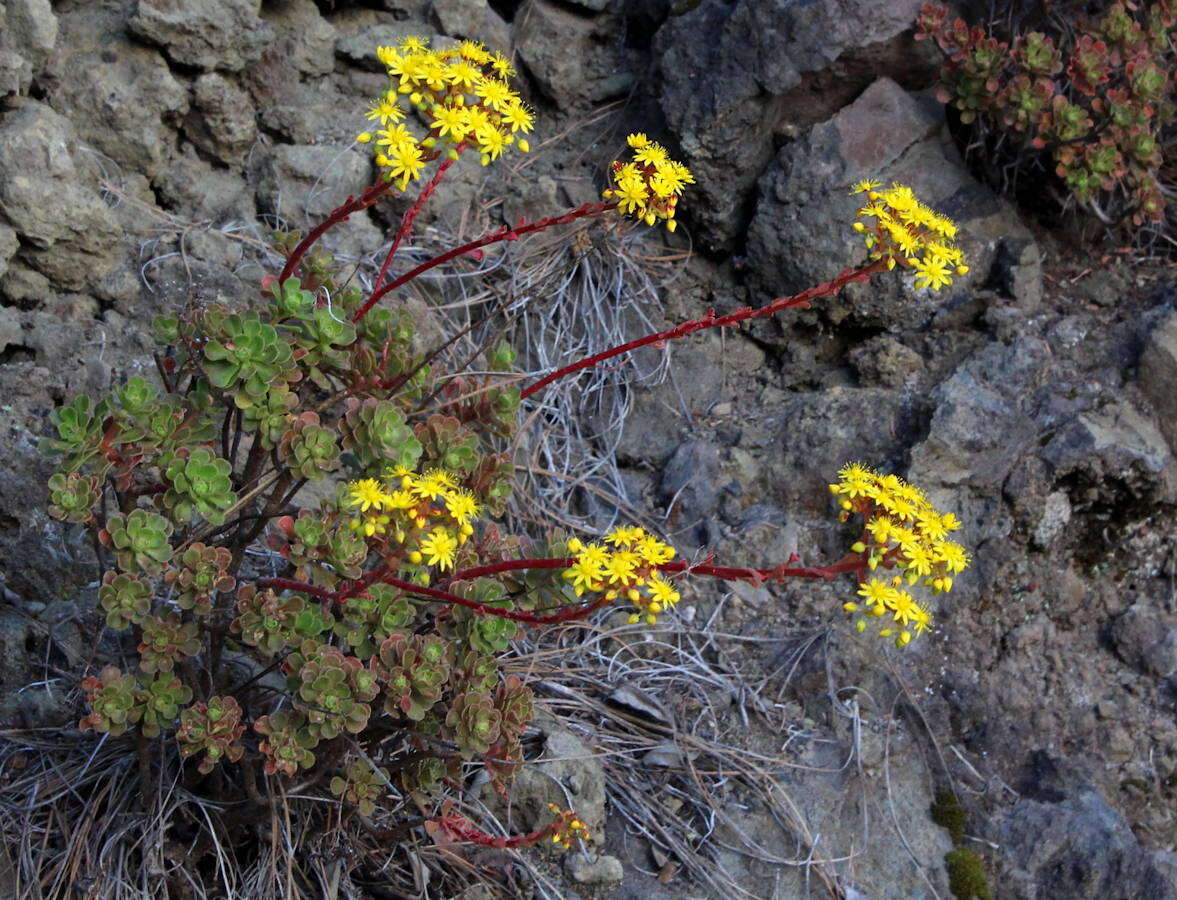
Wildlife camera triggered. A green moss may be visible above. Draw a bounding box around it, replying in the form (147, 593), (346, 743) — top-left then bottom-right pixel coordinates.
(945, 848), (991, 900)
(930, 789), (967, 845)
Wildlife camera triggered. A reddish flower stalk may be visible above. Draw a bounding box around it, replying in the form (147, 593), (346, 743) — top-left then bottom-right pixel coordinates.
(351, 200), (619, 322)
(258, 553), (864, 626)
(427, 810), (556, 849)
(278, 180), (395, 284)
(360, 155), (460, 323)
(257, 570), (609, 624)
(519, 258), (889, 400)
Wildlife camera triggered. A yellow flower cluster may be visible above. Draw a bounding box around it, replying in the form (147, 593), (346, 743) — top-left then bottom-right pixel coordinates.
(601, 133), (694, 232)
(561, 526), (680, 624)
(356, 37), (534, 188)
(849, 181), (968, 291)
(829, 463), (971, 648)
(547, 804), (592, 849)
(344, 466), (479, 575)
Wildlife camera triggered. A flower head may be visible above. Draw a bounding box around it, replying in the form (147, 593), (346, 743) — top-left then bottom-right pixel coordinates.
(603, 134), (693, 232)
(849, 182), (968, 290)
(358, 37), (534, 188)
(829, 463), (970, 648)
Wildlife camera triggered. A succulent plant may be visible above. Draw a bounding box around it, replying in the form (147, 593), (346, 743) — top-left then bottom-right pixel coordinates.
(176, 696), (246, 774)
(449, 580), (517, 655)
(166, 542), (235, 616)
(79, 666), (141, 736)
(41, 396), (108, 472)
(101, 509), (174, 576)
(377, 633), (453, 721)
(333, 584), (414, 657)
(271, 277), (316, 318)
(415, 416), (480, 474)
(137, 612), (202, 674)
(288, 646), (377, 740)
(231, 586), (309, 655)
(202, 312), (297, 410)
(138, 674), (194, 738)
(456, 650), (499, 695)
(447, 690), (501, 755)
(278, 411), (340, 480)
(163, 447), (237, 526)
(339, 398), (422, 471)
(495, 674), (534, 744)
(47, 472), (101, 524)
(468, 453), (513, 515)
(399, 755), (447, 796)
(242, 383), (300, 450)
(295, 306), (359, 389)
(325, 526), (368, 582)
(330, 758), (389, 816)
(114, 376), (158, 416)
(99, 571), (153, 630)
(255, 709), (317, 777)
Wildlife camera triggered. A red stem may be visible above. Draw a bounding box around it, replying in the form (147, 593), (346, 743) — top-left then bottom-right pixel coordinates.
(350, 200), (618, 322)
(359, 156), (459, 323)
(257, 553), (863, 626)
(519, 258), (889, 400)
(278, 180), (395, 284)
(433, 813), (555, 849)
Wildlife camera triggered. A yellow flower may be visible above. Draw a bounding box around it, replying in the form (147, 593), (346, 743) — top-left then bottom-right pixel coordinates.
(850, 179), (882, 194)
(400, 35), (430, 53)
(431, 104), (469, 141)
(366, 98), (404, 126)
(913, 255), (953, 291)
(501, 101), (534, 134)
(627, 132), (650, 149)
(633, 144), (668, 166)
(420, 528), (458, 570)
(614, 178), (648, 215)
(347, 478), (392, 513)
(474, 77), (514, 110)
(443, 490), (479, 526)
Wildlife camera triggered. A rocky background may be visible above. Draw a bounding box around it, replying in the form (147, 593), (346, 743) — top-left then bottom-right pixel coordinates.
(1, 0), (1176, 897)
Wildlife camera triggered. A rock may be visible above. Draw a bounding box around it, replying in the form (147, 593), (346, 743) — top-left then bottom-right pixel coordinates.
(253, 143), (373, 222)
(429, 0), (510, 50)
(47, 39), (187, 179)
(996, 756), (1177, 899)
(746, 78), (1027, 328)
(0, 102), (121, 290)
(2, 0), (58, 72)
(0, 305), (21, 354)
(1032, 489), (1071, 549)
(1110, 604), (1177, 679)
(1074, 268), (1128, 308)
(155, 146), (257, 221)
(655, 0), (932, 251)
(514, 0), (631, 108)
(1139, 307), (1177, 453)
(0, 49), (31, 97)
(565, 853), (624, 884)
(659, 440), (722, 522)
(910, 338), (1053, 490)
(261, 0), (337, 78)
(1039, 400), (1177, 504)
(848, 335), (924, 388)
(337, 25), (438, 71)
(129, 0), (272, 72)
(483, 710), (606, 836)
(0, 224), (16, 280)
(772, 387), (905, 511)
(988, 238), (1043, 310)
(189, 73), (257, 165)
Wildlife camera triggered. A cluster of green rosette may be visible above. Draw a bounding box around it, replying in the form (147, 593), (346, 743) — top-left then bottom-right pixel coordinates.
(43, 237), (545, 805)
(917, 0), (1174, 225)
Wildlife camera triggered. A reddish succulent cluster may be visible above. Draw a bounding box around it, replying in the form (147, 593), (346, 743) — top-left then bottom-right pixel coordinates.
(917, 1), (1174, 226)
